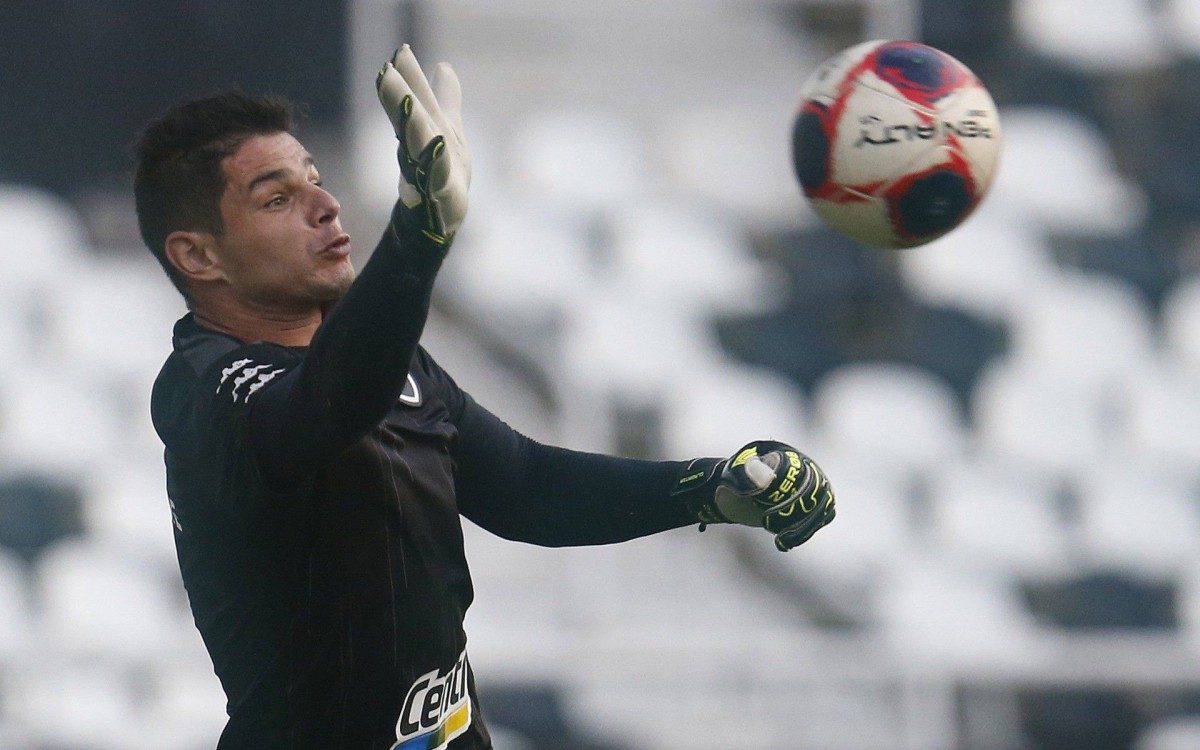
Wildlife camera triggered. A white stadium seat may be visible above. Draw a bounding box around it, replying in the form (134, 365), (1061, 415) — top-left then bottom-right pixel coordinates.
(1014, 0), (1169, 72)
(0, 551), (31, 662)
(1136, 716), (1200, 750)
(142, 662), (228, 749)
(900, 205), (1061, 322)
(657, 104), (818, 227)
(6, 661), (145, 750)
(507, 110), (650, 216)
(35, 538), (189, 663)
(0, 365), (125, 476)
(660, 358), (809, 459)
(973, 357), (1111, 479)
(1003, 272), (1156, 392)
(989, 108), (1146, 235)
(927, 458), (1074, 579)
(1123, 361), (1200, 479)
(563, 295), (719, 396)
(606, 198), (773, 316)
(45, 255), (184, 388)
(443, 200), (593, 321)
(82, 459), (178, 565)
(1165, 0), (1200, 57)
(1160, 274), (1200, 372)
(561, 529), (795, 638)
(812, 363), (967, 481)
(0, 185), (91, 301)
(1074, 465), (1200, 577)
(876, 554), (1042, 671)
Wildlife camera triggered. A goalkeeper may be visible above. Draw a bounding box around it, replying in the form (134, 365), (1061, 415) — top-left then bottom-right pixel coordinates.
(138, 46), (835, 749)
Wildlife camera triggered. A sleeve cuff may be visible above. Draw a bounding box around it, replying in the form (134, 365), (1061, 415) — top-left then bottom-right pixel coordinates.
(385, 201), (449, 280)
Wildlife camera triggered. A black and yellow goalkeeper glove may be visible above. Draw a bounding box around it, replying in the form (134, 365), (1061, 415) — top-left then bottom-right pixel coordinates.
(673, 440), (835, 551)
(376, 45), (471, 247)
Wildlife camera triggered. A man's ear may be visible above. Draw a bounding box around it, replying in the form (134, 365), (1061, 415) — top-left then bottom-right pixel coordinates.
(164, 230), (224, 283)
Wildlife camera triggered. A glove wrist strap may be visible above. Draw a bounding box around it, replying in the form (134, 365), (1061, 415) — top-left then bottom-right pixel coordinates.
(669, 457), (728, 529)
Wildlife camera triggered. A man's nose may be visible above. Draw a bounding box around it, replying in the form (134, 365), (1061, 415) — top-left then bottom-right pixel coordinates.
(312, 185), (341, 225)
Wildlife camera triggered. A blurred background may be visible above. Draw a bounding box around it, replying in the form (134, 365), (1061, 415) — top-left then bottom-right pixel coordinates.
(2, 0), (1200, 748)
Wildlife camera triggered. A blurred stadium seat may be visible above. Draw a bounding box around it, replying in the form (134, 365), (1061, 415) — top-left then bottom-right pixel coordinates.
(45, 255), (183, 388)
(1136, 716), (1200, 750)
(1124, 361), (1200, 479)
(990, 107), (1147, 235)
(1013, 0), (1169, 71)
(1074, 466), (1200, 578)
(812, 362), (967, 482)
(0, 365), (127, 477)
(1003, 271), (1156, 390)
(789, 462), (913, 603)
(927, 458), (1074, 579)
(973, 357), (1112, 479)
(36, 538), (189, 663)
(900, 206), (1059, 322)
(82, 458), (179, 565)
(605, 198), (774, 316)
(0, 551), (31, 663)
(875, 554), (1043, 670)
(660, 358), (810, 458)
(1165, 0), (1200, 58)
(1160, 274), (1200, 371)
(657, 103), (815, 227)
(6, 661), (147, 750)
(0, 185), (91, 301)
(508, 110), (650, 218)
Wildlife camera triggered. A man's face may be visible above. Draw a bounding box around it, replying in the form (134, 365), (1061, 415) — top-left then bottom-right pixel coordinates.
(210, 132), (354, 312)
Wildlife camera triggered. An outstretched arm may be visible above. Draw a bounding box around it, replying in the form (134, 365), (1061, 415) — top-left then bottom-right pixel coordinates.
(452, 398), (697, 546)
(450, 388), (835, 550)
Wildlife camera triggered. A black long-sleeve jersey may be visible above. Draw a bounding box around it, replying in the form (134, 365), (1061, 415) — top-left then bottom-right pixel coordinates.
(150, 206), (705, 749)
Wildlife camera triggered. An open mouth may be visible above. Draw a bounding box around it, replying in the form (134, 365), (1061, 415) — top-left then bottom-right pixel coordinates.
(322, 235), (351, 258)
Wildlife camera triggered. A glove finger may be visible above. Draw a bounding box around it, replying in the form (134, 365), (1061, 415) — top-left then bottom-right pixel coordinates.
(742, 456), (776, 492)
(391, 45), (451, 134)
(432, 62), (466, 142)
(415, 135), (446, 182)
(403, 93), (440, 167)
(432, 172), (468, 238)
(428, 138), (452, 191)
(774, 503), (835, 551)
(376, 62), (415, 134)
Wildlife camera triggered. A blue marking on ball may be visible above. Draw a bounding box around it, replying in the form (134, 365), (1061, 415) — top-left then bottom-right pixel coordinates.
(876, 43), (948, 94)
(890, 170), (972, 240)
(792, 106), (830, 194)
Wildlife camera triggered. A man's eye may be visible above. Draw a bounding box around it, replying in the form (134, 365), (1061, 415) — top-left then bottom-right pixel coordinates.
(266, 195), (287, 207)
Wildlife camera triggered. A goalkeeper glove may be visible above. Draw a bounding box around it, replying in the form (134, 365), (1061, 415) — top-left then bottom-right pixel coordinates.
(673, 440), (836, 551)
(376, 45), (471, 247)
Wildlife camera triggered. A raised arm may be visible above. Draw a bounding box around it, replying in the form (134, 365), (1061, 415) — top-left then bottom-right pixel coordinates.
(244, 46), (470, 488)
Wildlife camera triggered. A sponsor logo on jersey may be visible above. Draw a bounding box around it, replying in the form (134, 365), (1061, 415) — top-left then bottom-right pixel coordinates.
(243, 368), (286, 402)
(218, 359), (254, 390)
(392, 649), (471, 750)
(216, 358), (288, 403)
(399, 373), (422, 407)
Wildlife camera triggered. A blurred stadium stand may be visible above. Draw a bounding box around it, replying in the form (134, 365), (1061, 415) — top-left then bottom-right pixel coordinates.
(3, 0), (1200, 748)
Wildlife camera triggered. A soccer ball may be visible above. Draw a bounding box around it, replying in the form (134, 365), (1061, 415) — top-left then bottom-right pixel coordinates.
(792, 40), (1001, 248)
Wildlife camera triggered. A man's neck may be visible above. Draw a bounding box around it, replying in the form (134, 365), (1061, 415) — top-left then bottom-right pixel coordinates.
(191, 297), (323, 347)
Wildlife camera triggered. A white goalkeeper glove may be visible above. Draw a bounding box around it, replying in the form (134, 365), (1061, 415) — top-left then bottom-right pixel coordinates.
(673, 440), (836, 551)
(376, 45), (471, 246)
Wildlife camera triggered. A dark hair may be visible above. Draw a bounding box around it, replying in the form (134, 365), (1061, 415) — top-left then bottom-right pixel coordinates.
(134, 91), (297, 299)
